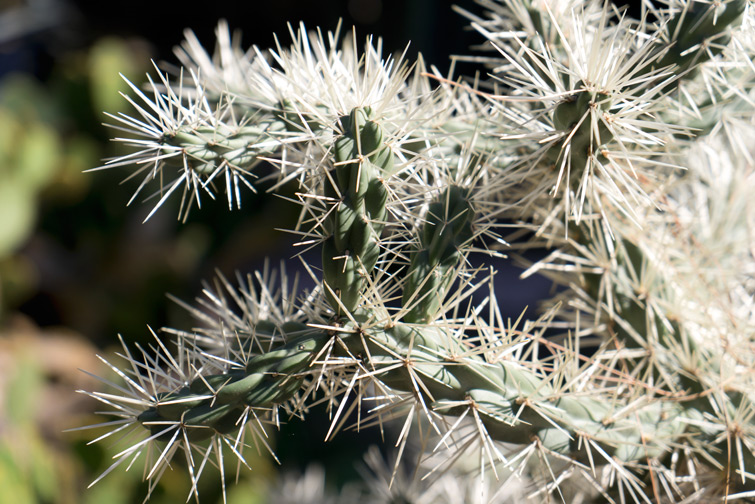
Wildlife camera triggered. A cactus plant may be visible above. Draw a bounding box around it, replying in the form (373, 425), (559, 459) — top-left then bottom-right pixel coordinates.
(74, 1), (755, 502)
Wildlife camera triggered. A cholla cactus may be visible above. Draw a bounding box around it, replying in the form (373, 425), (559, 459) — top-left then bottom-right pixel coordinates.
(74, 1), (755, 502)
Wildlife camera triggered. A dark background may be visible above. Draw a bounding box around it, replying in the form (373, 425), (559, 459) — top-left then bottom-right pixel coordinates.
(4, 0), (483, 81)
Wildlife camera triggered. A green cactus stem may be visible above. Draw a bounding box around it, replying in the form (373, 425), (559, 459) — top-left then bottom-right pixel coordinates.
(578, 228), (755, 486)
(134, 314), (684, 465)
(322, 107), (392, 313)
(401, 185), (475, 324)
(655, 0), (747, 82)
(160, 120), (284, 176)
(551, 81), (614, 170)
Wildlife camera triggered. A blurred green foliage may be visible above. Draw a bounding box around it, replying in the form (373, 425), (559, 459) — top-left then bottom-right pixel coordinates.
(0, 32), (332, 503)
(0, 316), (275, 504)
(0, 74), (92, 306)
(0, 37), (121, 315)
(0, 36), (231, 503)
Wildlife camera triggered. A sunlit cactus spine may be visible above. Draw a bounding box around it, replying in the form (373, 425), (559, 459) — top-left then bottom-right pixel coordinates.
(74, 0), (755, 502)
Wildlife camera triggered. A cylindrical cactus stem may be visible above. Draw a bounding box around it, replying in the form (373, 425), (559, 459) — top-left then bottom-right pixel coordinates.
(276, 99), (328, 133)
(138, 322), (329, 442)
(654, 0), (746, 83)
(160, 120), (284, 176)
(550, 80), (614, 171)
(401, 185), (475, 324)
(333, 318), (685, 463)
(135, 315), (683, 466)
(322, 106), (392, 313)
(545, 0), (746, 166)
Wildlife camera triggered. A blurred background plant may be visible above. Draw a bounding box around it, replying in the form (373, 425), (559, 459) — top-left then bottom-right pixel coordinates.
(0, 0), (490, 502)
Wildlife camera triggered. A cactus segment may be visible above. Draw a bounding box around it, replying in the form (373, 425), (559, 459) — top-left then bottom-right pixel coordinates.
(551, 82), (614, 170)
(322, 107), (393, 313)
(133, 317), (683, 467)
(161, 122), (282, 174)
(656, 0), (747, 80)
(578, 228), (755, 476)
(277, 98), (326, 133)
(402, 185), (475, 323)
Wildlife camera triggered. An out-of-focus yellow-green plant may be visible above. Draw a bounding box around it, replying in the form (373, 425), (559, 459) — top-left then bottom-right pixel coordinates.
(0, 316), (275, 504)
(0, 35), (221, 504)
(0, 37), (146, 314)
(0, 32), (289, 503)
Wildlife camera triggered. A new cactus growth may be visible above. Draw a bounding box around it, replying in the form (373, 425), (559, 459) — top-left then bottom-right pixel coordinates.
(75, 1), (755, 502)
(323, 106), (391, 313)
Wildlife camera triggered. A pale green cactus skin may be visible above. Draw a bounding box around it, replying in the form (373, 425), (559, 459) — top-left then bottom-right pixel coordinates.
(322, 107), (391, 313)
(401, 185), (475, 323)
(551, 83), (614, 171)
(583, 234), (755, 483)
(137, 310), (685, 460)
(656, 0), (747, 78)
(80, 0), (755, 501)
(161, 122), (282, 175)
